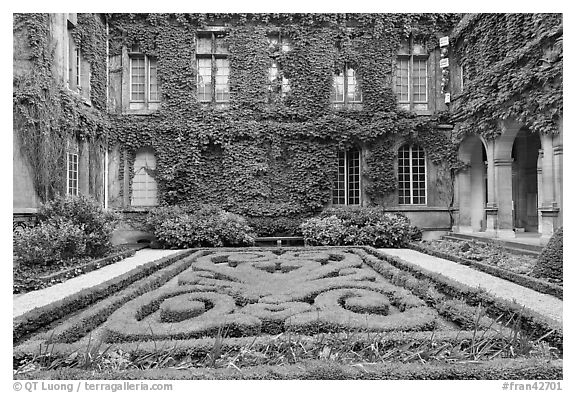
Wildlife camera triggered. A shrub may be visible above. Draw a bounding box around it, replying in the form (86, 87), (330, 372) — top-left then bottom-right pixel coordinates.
(300, 216), (346, 246)
(151, 206), (256, 248)
(37, 194), (118, 257)
(13, 195), (118, 266)
(144, 205), (189, 233)
(533, 227), (563, 281)
(302, 208), (419, 247)
(14, 220), (87, 266)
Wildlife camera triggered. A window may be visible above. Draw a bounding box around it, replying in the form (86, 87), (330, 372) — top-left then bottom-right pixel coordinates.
(395, 40), (429, 111)
(131, 148), (158, 207)
(67, 15), (91, 101)
(196, 32), (229, 103)
(67, 153), (79, 196)
(130, 55), (159, 104)
(332, 149), (361, 206)
(331, 65), (362, 104)
(398, 144), (426, 205)
(267, 33), (291, 100)
(67, 25), (81, 92)
(268, 61), (290, 98)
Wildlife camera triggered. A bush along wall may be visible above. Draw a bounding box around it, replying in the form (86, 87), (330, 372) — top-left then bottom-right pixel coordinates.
(107, 13), (463, 220)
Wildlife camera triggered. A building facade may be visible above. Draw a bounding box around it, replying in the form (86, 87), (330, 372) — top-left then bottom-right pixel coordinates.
(13, 13), (563, 243)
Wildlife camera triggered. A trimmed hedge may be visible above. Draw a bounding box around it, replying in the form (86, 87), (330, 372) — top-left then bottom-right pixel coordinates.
(301, 208), (421, 248)
(148, 205), (256, 248)
(14, 330), (501, 359)
(362, 247), (563, 349)
(15, 358), (563, 380)
(533, 227), (563, 281)
(13, 249), (199, 345)
(410, 242), (563, 299)
(104, 289), (262, 342)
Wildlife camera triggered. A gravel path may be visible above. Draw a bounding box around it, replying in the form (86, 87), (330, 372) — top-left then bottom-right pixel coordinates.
(13, 249), (182, 318)
(380, 248), (563, 323)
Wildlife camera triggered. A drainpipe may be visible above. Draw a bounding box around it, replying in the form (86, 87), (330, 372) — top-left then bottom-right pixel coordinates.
(104, 14), (109, 209)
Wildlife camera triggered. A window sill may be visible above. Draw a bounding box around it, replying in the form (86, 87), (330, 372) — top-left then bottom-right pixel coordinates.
(331, 103), (363, 111)
(123, 109), (159, 116)
(200, 102), (230, 110)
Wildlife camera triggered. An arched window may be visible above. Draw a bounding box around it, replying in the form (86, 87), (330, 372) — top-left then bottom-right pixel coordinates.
(332, 149), (361, 205)
(131, 148), (158, 207)
(398, 144), (426, 205)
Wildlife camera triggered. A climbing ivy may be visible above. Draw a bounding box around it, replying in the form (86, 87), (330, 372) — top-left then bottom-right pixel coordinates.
(107, 13), (463, 217)
(13, 13), (108, 201)
(452, 13), (562, 138)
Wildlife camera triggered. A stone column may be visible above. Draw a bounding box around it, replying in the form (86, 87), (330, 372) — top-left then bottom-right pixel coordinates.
(537, 149), (543, 234)
(553, 144), (563, 228)
(493, 158), (515, 239)
(456, 167), (472, 232)
(484, 140), (498, 234)
(538, 134), (559, 240)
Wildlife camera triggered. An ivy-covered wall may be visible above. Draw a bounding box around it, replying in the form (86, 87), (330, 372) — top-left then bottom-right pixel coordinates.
(450, 13), (562, 138)
(13, 13), (108, 207)
(107, 13), (462, 226)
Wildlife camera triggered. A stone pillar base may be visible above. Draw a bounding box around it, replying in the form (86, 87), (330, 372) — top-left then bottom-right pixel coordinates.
(496, 229), (516, 239)
(539, 207), (560, 239)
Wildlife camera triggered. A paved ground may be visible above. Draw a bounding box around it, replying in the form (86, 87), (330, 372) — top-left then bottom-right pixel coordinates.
(380, 248), (563, 323)
(13, 249), (181, 318)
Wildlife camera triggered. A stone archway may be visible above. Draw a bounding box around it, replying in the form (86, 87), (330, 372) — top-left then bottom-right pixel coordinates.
(511, 128), (541, 232)
(457, 135), (487, 232)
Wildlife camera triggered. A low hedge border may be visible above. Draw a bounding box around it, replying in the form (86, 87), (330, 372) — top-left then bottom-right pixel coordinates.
(13, 249), (200, 345)
(409, 242), (563, 299)
(15, 330), (503, 359)
(353, 249), (512, 334)
(14, 358), (562, 380)
(35, 248), (138, 285)
(43, 253), (211, 345)
(362, 247), (563, 350)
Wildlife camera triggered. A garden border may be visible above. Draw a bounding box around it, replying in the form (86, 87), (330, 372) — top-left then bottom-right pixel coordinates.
(35, 248), (138, 285)
(408, 242), (562, 299)
(15, 358), (562, 380)
(13, 249), (200, 345)
(362, 247), (563, 349)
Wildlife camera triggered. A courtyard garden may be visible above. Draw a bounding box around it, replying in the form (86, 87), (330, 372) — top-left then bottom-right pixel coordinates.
(14, 246), (562, 379)
(13, 197), (563, 379)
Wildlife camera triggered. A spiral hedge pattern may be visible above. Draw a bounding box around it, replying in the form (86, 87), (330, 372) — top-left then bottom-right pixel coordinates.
(103, 249), (437, 341)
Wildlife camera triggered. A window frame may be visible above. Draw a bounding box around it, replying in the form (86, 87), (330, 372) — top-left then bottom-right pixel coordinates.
(331, 63), (362, 104)
(395, 49), (429, 110)
(332, 149), (362, 206)
(196, 31), (230, 103)
(129, 54), (160, 105)
(397, 144), (427, 206)
(131, 149), (158, 207)
(66, 152), (79, 196)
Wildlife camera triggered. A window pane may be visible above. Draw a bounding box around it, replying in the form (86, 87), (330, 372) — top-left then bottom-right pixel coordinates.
(131, 57), (145, 101)
(215, 58), (229, 102)
(332, 151), (346, 205)
(149, 58), (159, 101)
(331, 70), (344, 102)
(197, 58), (212, 102)
(398, 144), (426, 205)
(346, 68), (362, 103)
(215, 34), (229, 54)
(412, 59), (427, 103)
(395, 58), (409, 102)
(197, 35), (212, 54)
